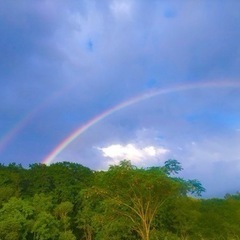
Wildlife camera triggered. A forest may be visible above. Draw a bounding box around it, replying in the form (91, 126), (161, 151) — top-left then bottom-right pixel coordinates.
(0, 159), (240, 240)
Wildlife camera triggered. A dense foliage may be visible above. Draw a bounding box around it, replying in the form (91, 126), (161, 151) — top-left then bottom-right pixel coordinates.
(0, 160), (239, 240)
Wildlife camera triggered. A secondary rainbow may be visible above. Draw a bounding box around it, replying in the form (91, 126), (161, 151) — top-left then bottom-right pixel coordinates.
(42, 80), (240, 165)
(0, 84), (75, 154)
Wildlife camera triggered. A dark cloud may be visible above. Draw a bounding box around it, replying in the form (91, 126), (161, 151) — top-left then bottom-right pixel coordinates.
(0, 0), (240, 196)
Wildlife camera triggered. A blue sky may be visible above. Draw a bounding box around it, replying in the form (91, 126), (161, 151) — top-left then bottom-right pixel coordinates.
(1, 0), (240, 197)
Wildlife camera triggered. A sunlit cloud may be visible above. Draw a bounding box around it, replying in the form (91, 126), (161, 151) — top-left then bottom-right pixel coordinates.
(98, 143), (169, 166)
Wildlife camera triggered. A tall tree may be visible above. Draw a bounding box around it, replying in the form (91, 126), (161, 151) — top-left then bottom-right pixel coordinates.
(81, 160), (186, 240)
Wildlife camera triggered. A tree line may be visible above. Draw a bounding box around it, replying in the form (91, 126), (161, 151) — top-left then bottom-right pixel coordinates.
(0, 159), (240, 240)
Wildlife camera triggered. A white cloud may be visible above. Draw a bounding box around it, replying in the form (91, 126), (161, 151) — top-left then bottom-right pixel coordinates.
(143, 146), (156, 156)
(98, 143), (169, 166)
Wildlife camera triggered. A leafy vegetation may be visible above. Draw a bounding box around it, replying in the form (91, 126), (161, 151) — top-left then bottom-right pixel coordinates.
(0, 160), (239, 239)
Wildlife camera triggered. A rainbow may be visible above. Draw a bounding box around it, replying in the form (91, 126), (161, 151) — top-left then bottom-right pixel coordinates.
(42, 80), (240, 165)
(0, 84), (75, 154)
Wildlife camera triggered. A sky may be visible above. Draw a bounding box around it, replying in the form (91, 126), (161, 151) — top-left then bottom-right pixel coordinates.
(1, 0), (240, 197)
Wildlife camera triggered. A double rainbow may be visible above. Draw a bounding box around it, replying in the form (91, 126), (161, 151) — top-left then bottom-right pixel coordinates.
(42, 80), (240, 165)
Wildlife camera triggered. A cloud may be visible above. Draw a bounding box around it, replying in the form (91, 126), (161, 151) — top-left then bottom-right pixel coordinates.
(169, 133), (240, 197)
(98, 143), (169, 166)
(1, 0), (240, 197)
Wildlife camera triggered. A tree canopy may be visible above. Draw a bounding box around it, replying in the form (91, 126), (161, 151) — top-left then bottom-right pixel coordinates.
(0, 159), (239, 239)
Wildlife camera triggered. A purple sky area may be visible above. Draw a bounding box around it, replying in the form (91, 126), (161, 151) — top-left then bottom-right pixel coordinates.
(1, 0), (240, 197)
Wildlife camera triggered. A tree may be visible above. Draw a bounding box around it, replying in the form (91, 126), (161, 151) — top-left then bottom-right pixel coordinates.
(0, 163), (25, 205)
(26, 164), (54, 195)
(158, 196), (201, 239)
(197, 198), (240, 239)
(32, 193), (54, 214)
(54, 201), (76, 239)
(80, 160), (183, 240)
(163, 159), (183, 175)
(47, 162), (93, 203)
(0, 197), (34, 240)
(32, 211), (59, 240)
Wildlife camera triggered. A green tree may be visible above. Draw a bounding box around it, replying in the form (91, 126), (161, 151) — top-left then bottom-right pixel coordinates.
(158, 197), (201, 239)
(196, 199), (229, 239)
(197, 197), (240, 239)
(26, 164), (54, 195)
(59, 230), (76, 240)
(32, 193), (54, 214)
(47, 162), (93, 203)
(54, 201), (76, 239)
(32, 211), (59, 240)
(80, 160), (184, 240)
(0, 197), (34, 240)
(0, 163), (25, 205)
(163, 159), (183, 175)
